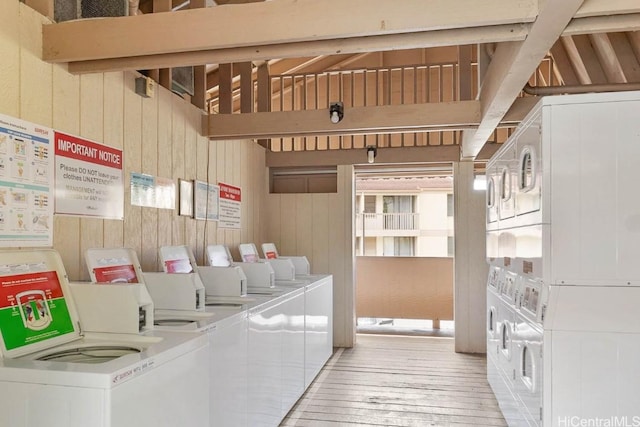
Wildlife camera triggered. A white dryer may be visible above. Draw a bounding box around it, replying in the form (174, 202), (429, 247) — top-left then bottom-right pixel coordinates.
(512, 276), (544, 427)
(0, 249), (209, 427)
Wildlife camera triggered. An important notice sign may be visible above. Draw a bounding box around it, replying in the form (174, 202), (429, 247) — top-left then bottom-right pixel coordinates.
(54, 132), (124, 219)
(218, 183), (241, 229)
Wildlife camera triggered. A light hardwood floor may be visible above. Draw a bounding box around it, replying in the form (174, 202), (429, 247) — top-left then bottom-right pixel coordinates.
(282, 334), (506, 427)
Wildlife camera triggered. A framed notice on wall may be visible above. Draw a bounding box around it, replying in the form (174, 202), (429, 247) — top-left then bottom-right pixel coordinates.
(0, 113), (54, 247)
(193, 180), (219, 221)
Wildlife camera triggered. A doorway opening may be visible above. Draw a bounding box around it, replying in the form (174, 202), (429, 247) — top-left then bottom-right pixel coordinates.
(354, 164), (455, 337)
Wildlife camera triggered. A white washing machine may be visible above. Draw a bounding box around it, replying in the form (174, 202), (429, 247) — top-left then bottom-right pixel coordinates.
(84, 247), (217, 330)
(0, 249), (209, 427)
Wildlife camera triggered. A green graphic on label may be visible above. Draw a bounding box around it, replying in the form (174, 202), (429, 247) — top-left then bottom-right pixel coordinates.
(0, 297), (75, 350)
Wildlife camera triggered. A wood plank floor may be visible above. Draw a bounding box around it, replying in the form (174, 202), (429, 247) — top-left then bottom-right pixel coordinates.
(282, 334), (506, 427)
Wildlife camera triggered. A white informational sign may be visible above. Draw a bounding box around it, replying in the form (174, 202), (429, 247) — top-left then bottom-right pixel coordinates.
(54, 132), (124, 219)
(193, 180), (219, 221)
(0, 114), (54, 247)
(130, 172), (175, 210)
(218, 182), (241, 229)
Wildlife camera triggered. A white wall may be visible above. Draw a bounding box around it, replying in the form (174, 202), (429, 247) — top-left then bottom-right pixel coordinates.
(416, 192), (450, 256)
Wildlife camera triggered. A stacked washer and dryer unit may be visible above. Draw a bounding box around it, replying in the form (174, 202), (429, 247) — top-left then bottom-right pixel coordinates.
(486, 91), (640, 426)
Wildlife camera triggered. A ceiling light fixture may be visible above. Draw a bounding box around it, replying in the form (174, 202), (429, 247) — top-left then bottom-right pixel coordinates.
(366, 146), (377, 164)
(329, 102), (344, 123)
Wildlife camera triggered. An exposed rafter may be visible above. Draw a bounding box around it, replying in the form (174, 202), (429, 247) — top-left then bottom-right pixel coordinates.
(460, 0), (586, 160)
(44, 0), (539, 63)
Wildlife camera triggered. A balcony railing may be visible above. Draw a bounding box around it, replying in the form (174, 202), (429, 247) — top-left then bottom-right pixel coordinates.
(356, 213), (419, 233)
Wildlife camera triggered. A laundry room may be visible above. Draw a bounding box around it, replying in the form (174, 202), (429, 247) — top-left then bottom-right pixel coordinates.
(3, 0), (640, 426)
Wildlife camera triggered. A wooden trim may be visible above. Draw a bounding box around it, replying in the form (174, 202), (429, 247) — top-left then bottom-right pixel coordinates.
(266, 144), (500, 167)
(206, 101), (481, 139)
(44, 0), (537, 63)
(65, 25), (530, 74)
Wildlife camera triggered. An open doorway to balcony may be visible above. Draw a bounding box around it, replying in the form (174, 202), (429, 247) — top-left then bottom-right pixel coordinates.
(355, 164), (455, 337)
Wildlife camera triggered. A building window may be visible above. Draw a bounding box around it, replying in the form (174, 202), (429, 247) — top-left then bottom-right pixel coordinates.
(364, 195), (376, 213)
(447, 194), (454, 217)
(383, 237), (414, 256)
(447, 236), (454, 257)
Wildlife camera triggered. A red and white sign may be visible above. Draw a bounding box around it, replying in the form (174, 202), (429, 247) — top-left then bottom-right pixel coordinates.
(93, 265), (139, 283)
(54, 131), (124, 219)
(218, 183), (241, 229)
(164, 259), (193, 274)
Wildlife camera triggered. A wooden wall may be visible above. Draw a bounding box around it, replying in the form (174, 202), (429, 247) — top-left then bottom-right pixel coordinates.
(0, 2), (267, 281)
(266, 165), (355, 348)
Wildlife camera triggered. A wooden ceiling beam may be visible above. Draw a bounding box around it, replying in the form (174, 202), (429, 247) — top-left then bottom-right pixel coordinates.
(66, 24), (530, 74)
(589, 33), (626, 82)
(44, 0), (538, 63)
(609, 32), (640, 82)
(204, 101), (481, 140)
(572, 34), (608, 83)
(574, 0), (640, 18)
(265, 144), (500, 167)
(550, 40), (580, 85)
(461, 0), (586, 160)
(628, 31), (640, 63)
(565, 13), (640, 35)
(561, 36), (592, 83)
(202, 97), (536, 140)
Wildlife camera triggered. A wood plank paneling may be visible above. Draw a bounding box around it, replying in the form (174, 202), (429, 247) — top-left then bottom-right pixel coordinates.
(79, 73), (105, 280)
(184, 103), (198, 256)
(140, 81), (159, 271)
(52, 64), (81, 279)
(283, 334), (506, 426)
(122, 74), (142, 259)
(280, 194), (297, 255)
(171, 97), (186, 246)
(156, 86), (173, 269)
(311, 194), (330, 273)
(195, 111), (209, 265)
(19, 7), (52, 126)
(0, 0), (19, 117)
(103, 72), (125, 250)
(295, 194), (313, 261)
(5, 2), (268, 281)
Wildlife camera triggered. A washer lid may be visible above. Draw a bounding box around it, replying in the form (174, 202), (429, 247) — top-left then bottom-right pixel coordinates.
(159, 245), (196, 273)
(0, 249), (81, 359)
(85, 247), (144, 284)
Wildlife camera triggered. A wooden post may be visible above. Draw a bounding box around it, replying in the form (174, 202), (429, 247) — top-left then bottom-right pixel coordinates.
(153, 0), (172, 90)
(190, 0), (207, 110)
(218, 63), (233, 114)
(256, 61), (271, 149)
